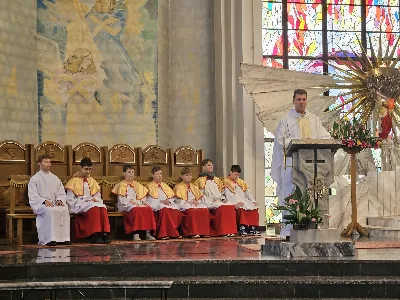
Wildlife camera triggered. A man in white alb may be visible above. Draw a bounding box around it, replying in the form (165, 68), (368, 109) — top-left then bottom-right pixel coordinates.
(28, 154), (70, 246)
(271, 89), (331, 239)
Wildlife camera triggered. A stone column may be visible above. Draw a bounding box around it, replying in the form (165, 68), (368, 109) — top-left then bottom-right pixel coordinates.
(214, 0), (265, 225)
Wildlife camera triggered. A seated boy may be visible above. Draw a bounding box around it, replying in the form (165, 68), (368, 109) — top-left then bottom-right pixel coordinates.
(112, 165), (156, 241)
(173, 167), (211, 238)
(222, 165), (259, 236)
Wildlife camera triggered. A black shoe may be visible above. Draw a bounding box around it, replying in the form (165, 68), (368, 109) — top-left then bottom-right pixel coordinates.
(46, 241), (57, 246)
(58, 241), (71, 245)
(102, 234), (110, 244)
(248, 226), (259, 235)
(239, 225), (248, 236)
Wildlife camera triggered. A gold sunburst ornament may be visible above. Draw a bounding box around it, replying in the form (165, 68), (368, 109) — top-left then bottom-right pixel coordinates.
(329, 34), (400, 132)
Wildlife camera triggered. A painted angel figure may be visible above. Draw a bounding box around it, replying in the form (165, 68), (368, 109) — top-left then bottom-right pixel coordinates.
(85, 0), (142, 99)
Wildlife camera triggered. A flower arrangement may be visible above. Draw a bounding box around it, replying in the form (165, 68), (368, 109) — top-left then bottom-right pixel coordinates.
(331, 117), (381, 152)
(273, 185), (323, 228)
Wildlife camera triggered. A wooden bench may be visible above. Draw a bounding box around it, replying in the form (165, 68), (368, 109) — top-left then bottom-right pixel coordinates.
(7, 211), (125, 245)
(0, 279), (173, 300)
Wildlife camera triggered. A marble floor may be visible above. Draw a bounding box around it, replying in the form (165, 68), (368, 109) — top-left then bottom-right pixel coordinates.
(0, 234), (399, 265)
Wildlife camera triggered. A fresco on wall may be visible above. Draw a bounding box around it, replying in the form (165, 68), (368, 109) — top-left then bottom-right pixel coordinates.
(37, 0), (158, 146)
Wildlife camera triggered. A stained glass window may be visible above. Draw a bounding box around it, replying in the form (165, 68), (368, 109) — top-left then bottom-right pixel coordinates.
(262, 0), (396, 223)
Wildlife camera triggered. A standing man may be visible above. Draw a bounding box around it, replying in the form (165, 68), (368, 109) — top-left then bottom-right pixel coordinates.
(28, 154), (70, 246)
(271, 89), (331, 239)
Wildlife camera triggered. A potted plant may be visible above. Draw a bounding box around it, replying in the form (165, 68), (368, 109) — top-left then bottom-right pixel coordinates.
(274, 185), (323, 230)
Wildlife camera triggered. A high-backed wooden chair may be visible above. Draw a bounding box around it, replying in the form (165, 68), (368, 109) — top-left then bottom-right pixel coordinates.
(106, 144), (138, 176)
(0, 141), (32, 208)
(171, 146), (204, 181)
(138, 145), (170, 181)
(72, 143), (104, 176)
(34, 141), (71, 177)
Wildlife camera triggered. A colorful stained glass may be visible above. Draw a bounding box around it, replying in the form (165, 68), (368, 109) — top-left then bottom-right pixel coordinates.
(265, 196), (281, 224)
(264, 142), (274, 168)
(288, 59), (323, 73)
(263, 1), (282, 29)
(366, 0), (399, 5)
(327, 5), (361, 31)
(264, 169), (277, 195)
(328, 31), (362, 55)
(328, 0), (361, 4)
(288, 30), (323, 56)
(287, 0), (322, 5)
(287, 3), (323, 30)
(264, 128), (275, 138)
(263, 29), (284, 56)
(366, 5), (400, 32)
(263, 58), (284, 68)
(366, 32), (400, 56)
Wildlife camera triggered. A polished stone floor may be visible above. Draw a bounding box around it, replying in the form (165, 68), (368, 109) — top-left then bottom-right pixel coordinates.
(0, 233), (399, 265)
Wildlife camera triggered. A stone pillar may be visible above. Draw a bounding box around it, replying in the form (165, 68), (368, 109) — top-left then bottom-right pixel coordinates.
(214, 0), (265, 225)
(166, 0), (215, 159)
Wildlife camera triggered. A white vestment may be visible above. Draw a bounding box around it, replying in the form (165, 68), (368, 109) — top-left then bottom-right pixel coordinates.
(147, 187), (179, 211)
(271, 108), (331, 237)
(117, 186), (149, 213)
(176, 190), (207, 211)
(28, 171), (70, 245)
(201, 180), (233, 209)
(66, 181), (107, 214)
(223, 184), (258, 211)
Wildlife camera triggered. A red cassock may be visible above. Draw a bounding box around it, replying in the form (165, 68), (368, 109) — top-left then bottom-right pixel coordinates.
(210, 205), (237, 236)
(180, 208), (211, 237)
(74, 207), (110, 239)
(123, 206), (156, 234)
(236, 208), (259, 226)
(155, 208), (182, 238)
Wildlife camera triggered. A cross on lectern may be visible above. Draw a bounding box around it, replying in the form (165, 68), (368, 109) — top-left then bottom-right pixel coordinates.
(305, 150), (327, 207)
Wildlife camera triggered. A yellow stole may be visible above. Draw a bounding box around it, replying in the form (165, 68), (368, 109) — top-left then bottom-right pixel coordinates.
(298, 115), (312, 139)
(222, 177), (248, 194)
(112, 180), (148, 200)
(65, 176), (100, 196)
(146, 181), (175, 199)
(194, 176), (223, 192)
(173, 182), (202, 201)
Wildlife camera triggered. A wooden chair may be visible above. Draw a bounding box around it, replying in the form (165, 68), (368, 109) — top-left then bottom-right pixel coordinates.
(72, 143), (105, 176)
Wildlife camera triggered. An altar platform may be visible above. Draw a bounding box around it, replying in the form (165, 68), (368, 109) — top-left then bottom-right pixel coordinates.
(0, 234), (399, 299)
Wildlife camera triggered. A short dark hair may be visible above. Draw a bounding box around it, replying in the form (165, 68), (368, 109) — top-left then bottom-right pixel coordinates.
(231, 165), (241, 173)
(151, 165), (162, 174)
(38, 153), (51, 163)
(293, 89), (307, 99)
(80, 157), (92, 167)
(181, 167), (191, 176)
(123, 164), (134, 173)
(201, 158), (213, 166)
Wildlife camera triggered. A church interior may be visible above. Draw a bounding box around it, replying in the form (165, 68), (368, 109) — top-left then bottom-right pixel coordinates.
(0, 0), (399, 299)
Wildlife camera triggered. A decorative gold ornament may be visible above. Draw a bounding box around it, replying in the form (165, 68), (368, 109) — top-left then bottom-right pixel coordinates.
(329, 34), (400, 128)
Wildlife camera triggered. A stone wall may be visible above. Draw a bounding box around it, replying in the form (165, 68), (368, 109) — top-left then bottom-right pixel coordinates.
(0, 0), (38, 144)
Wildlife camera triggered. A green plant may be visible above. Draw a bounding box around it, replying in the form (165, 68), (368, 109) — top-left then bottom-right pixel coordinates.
(274, 185), (323, 226)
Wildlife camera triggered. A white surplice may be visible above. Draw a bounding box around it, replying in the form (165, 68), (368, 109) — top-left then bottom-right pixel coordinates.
(271, 108), (331, 237)
(117, 186), (149, 213)
(147, 188), (179, 211)
(28, 170), (70, 245)
(176, 191), (207, 211)
(66, 181), (107, 214)
(201, 180), (233, 209)
(223, 184), (258, 211)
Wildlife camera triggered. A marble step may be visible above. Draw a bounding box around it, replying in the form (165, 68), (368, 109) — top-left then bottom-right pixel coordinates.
(5, 276), (398, 299)
(367, 216), (400, 228)
(365, 225), (400, 238)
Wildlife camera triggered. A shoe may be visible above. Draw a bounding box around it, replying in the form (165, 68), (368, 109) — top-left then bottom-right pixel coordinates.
(102, 234), (110, 244)
(61, 241), (71, 245)
(46, 241), (57, 246)
(248, 226), (259, 235)
(133, 233), (141, 241)
(201, 235), (210, 238)
(191, 235), (200, 238)
(94, 236), (104, 244)
(145, 232), (156, 241)
(239, 225), (247, 236)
